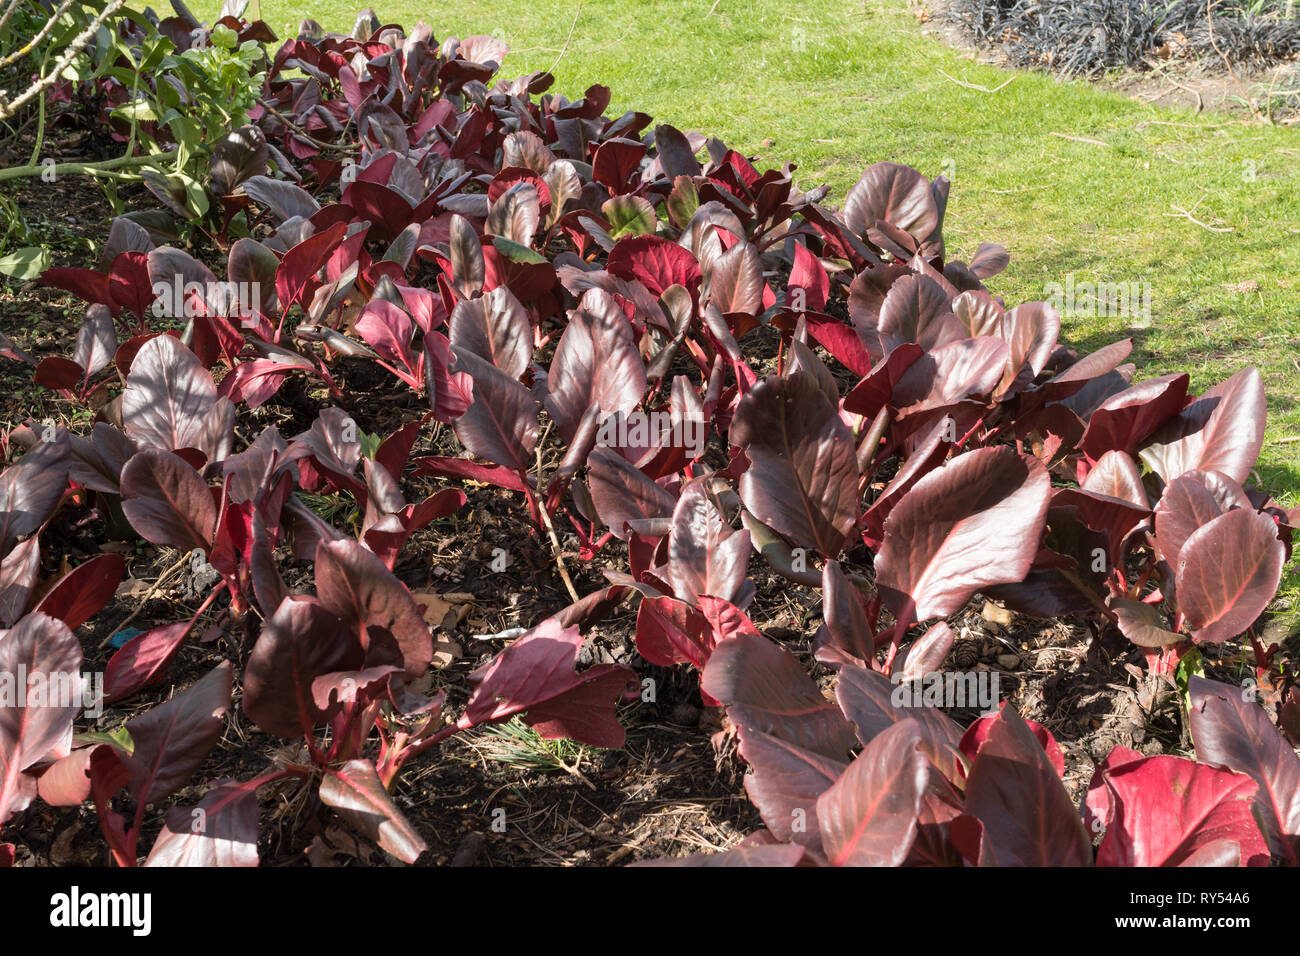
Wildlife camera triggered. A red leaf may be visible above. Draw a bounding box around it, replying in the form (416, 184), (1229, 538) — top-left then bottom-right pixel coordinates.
(788, 243), (829, 313)
(0, 430), (71, 551)
(354, 299), (418, 377)
(121, 334), (218, 452)
(874, 446), (1050, 626)
(411, 455), (532, 493)
(813, 560), (872, 664)
(218, 358), (294, 407)
(997, 302), (1060, 396)
(450, 348), (538, 472)
(1141, 367), (1266, 485)
(1096, 755), (1266, 867)
(587, 445), (676, 540)
(666, 480), (750, 607)
(0, 537), (40, 627)
(592, 137), (647, 194)
(33, 553), (125, 630)
(522, 665), (638, 749)
(1154, 471), (1234, 568)
(960, 711), (1066, 777)
(843, 162), (940, 243)
(843, 343), (923, 419)
(1051, 487), (1149, 561)
(319, 759), (426, 863)
(104, 620), (193, 703)
(40, 267), (114, 308)
(817, 720), (929, 866)
(542, 288), (646, 443)
(606, 234), (701, 298)
(0, 613), (83, 826)
(1177, 507), (1284, 644)
(314, 539), (432, 678)
(636, 596), (710, 669)
(1081, 449), (1148, 507)
(340, 181), (413, 243)
(834, 661), (965, 782)
(1079, 372), (1189, 462)
(244, 596), (364, 737)
(860, 415), (950, 549)
(803, 314), (872, 378)
(448, 285), (531, 379)
(121, 662), (232, 805)
(1188, 677), (1300, 863)
(461, 618), (635, 748)
(703, 634), (857, 762)
(144, 778), (261, 867)
(731, 372), (859, 556)
(120, 449), (217, 552)
(957, 703), (1091, 866)
(34, 356), (84, 391)
(275, 221), (347, 312)
(108, 250), (156, 321)
(36, 747), (95, 807)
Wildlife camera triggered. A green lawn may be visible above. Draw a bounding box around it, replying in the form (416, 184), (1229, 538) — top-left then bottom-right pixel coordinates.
(236, 0), (1300, 597)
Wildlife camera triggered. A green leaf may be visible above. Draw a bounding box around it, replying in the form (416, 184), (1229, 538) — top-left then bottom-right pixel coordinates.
(141, 36), (172, 71)
(490, 236), (547, 264)
(177, 172), (210, 219)
(102, 66), (139, 86)
(210, 23), (238, 49)
(112, 99), (160, 123)
(667, 176), (700, 230)
(165, 114), (202, 161)
(103, 179), (125, 217)
(73, 726), (135, 755)
(0, 246), (51, 280)
(118, 6), (159, 38)
(141, 169), (208, 221)
(1176, 647), (1205, 718)
(602, 195), (658, 238)
(58, 56), (94, 84)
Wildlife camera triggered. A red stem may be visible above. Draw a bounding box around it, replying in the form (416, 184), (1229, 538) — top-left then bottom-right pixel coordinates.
(383, 719), (465, 781)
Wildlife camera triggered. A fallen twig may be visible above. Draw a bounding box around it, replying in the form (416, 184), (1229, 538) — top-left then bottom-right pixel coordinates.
(1163, 195), (1234, 232)
(1049, 131), (1111, 147)
(937, 70), (1015, 94)
(534, 425), (581, 604)
(257, 98), (358, 155)
(1166, 77), (1204, 114)
(98, 551), (194, 649)
(547, 2), (583, 74)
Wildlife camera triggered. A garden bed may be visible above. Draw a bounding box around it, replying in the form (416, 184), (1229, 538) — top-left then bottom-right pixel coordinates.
(0, 7), (1297, 870)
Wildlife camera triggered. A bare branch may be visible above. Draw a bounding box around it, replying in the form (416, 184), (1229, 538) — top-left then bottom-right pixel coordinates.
(0, 0), (128, 121)
(0, 0), (72, 69)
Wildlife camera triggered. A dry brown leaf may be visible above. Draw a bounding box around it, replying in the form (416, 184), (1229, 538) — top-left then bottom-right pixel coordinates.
(981, 600), (1014, 627)
(409, 588), (457, 629)
(433, 633), (462, 667)
(115, 577), (152, 598)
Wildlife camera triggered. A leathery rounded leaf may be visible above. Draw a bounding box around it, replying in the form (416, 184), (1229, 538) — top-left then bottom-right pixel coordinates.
(1176, 507), (1284, 644)
(874, 446), (1050, 625)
